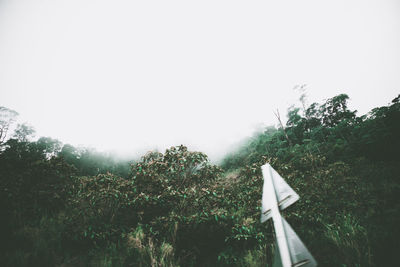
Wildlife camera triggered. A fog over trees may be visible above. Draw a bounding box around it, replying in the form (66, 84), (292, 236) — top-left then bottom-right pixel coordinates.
(0, 93), (399, 266)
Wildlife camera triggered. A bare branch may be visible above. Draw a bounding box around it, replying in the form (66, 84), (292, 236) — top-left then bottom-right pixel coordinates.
(273, 109), (292, 146)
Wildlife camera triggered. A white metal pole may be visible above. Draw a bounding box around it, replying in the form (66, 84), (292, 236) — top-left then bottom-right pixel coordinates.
(262, 164), (291, 267)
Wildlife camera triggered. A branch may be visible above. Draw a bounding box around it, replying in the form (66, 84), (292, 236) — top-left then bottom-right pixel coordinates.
(273, 109), (292, 146)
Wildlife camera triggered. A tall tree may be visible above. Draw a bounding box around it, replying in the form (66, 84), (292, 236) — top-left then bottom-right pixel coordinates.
(319, 94), (356, 127)
(12, 123), (35, 142)
(0, 106), (18, 146)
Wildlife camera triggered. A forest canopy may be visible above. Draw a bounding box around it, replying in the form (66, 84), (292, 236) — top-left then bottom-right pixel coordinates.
(0, 93), (399, 266)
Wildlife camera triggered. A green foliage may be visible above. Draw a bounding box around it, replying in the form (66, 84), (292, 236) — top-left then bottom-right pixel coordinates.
(324, 213), (372, 266)
(0, 214), (67, 267)
(222, 94), (400, 170)
(0, 139), (75, 222)
(59, 144), (132, 178)
(65, 173), (137, 247)
(220, 93), (400, 266)
(1, 94), (399, 266)
(61, 145), (227, 265)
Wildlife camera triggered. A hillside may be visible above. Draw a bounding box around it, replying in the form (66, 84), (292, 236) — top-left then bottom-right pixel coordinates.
(0, 94), (399, 266)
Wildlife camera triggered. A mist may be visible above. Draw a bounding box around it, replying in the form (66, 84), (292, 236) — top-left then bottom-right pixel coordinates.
(1, 0), (399, 161)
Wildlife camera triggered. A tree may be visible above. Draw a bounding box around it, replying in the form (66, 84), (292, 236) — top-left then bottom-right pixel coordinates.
(37, 137), (62, 159)
(12, 123), (35, 142)
(319, 94), (356, 127)
(59, 144), (80, 165)
(0, 106), (18, 146)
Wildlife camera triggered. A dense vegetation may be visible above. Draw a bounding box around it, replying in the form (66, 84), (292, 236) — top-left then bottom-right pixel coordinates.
(0, 93), (399, 266)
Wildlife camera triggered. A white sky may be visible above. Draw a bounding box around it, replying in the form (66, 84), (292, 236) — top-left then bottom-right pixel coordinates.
(1, 0), (399, 160)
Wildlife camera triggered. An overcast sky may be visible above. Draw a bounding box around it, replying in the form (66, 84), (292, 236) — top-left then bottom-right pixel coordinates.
(1, 0), (399, 160)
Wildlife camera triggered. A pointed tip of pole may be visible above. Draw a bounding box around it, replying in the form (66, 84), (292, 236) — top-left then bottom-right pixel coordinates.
(261, 162), (271, 171)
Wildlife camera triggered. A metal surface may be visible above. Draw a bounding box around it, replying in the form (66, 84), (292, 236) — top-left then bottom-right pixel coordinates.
(271, 218), (317, 267)
(281, 217), (317, 267)
(260, 163), (299, 223)
(260, 163), (317, 267)
(261, 164), (292, 267)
